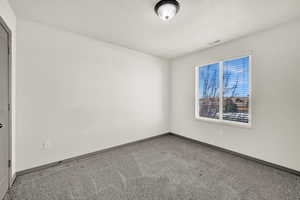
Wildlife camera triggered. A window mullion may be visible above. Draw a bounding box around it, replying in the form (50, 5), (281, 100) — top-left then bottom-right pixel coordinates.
(219, 61), (224, 120)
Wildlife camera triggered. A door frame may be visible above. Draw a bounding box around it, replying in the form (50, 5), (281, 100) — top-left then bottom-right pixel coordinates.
(0, 16), (13, 187)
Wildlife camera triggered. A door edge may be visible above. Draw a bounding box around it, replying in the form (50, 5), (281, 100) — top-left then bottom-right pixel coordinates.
(0, 16), (13, 188)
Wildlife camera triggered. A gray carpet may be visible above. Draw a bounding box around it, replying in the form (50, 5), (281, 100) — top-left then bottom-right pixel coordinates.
(8, 135), (300, 200)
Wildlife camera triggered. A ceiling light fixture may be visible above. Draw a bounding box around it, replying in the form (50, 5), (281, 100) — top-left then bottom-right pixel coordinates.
(154, 0), (180, 21)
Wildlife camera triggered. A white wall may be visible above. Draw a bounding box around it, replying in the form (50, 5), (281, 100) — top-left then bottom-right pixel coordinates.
(0, 0), (16, 177)
(171, 19), (300, 171)
(16, 19), (169, 171)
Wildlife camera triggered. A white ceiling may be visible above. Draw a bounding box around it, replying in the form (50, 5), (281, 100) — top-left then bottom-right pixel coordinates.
(9, 0), (300, 58)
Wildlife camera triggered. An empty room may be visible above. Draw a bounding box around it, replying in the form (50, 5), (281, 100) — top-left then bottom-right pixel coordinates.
(1, 0), (300, 199)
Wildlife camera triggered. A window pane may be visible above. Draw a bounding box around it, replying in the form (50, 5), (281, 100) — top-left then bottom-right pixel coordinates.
(198, 63), (220, 119)
(223, 56), (249, 123)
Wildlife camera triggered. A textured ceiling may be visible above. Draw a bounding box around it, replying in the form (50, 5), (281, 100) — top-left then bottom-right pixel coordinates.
(9, 0), (300, 58)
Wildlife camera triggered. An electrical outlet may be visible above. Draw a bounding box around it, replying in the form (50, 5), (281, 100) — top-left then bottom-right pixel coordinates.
(43, 140), (52, 149)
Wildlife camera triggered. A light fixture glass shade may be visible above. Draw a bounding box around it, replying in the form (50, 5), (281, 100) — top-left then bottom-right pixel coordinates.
(157, 3), (178, 21)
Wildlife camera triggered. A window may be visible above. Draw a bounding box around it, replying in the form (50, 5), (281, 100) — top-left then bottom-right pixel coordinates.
(195, 56), (251, 126)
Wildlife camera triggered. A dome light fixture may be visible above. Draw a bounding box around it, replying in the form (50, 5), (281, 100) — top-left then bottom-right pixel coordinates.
(154, 0), (180, 21)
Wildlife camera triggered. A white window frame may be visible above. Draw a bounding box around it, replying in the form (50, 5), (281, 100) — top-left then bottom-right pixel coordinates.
(195, 55), (252, 128)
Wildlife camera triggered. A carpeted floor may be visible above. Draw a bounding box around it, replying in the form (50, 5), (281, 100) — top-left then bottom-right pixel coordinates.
(7, 135), (300, 200)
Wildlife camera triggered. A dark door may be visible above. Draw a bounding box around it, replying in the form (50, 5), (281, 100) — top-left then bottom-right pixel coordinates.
(0, 22), (9, 199)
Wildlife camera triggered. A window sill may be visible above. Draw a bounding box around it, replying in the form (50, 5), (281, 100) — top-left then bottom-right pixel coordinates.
(195, 116), (252, 129)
